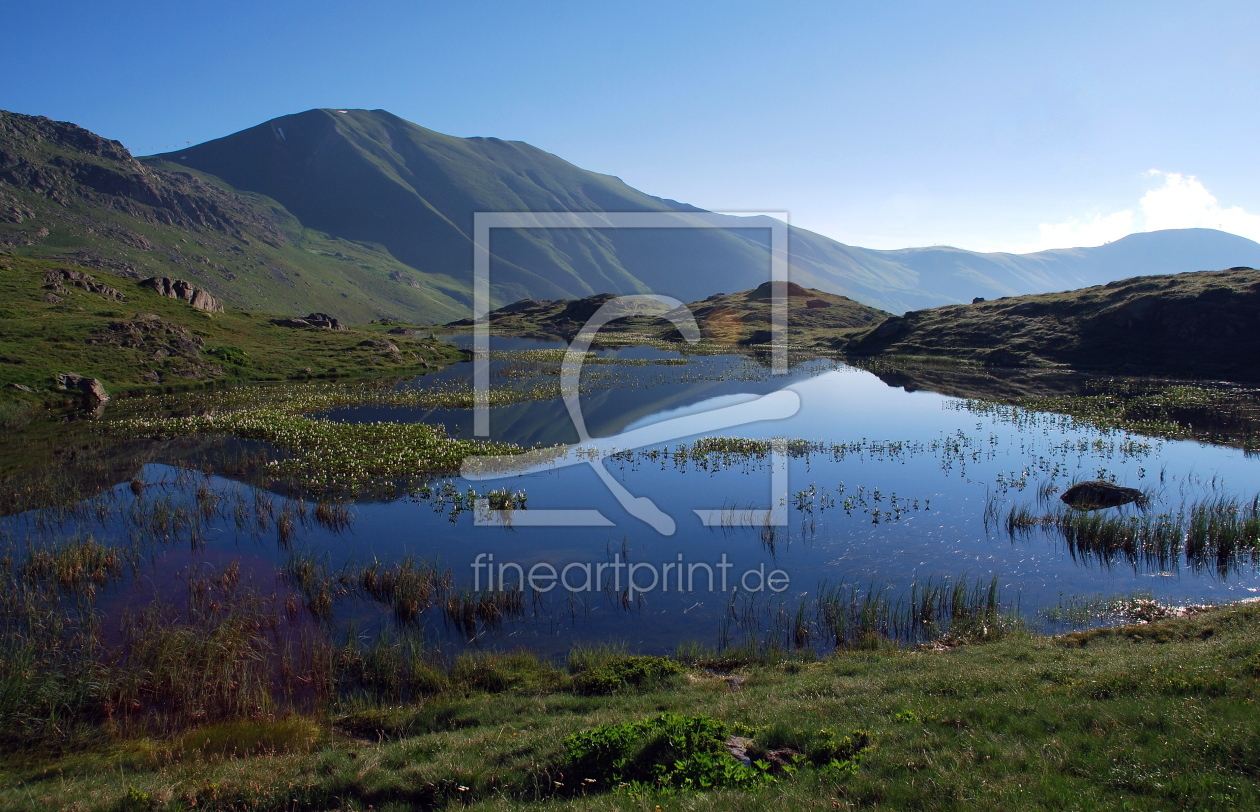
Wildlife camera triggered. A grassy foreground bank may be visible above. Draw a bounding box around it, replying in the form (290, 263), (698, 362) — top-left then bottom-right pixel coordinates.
(3, 602), (1260, 810)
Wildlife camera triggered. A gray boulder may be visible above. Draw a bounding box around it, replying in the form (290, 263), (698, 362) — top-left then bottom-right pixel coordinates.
(272, 313), (346, 330)
(55, 372), (109, 404)
(1060, 480), (1145, 510)
(142, 277), (223, 312)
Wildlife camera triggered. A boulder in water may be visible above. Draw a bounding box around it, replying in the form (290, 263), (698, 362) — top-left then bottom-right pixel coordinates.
(1060, 481), (1145, 510)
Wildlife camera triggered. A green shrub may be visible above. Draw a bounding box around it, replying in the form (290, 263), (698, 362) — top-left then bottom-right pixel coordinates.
(207, 346), (251, 366)
(571, 655), (683, 696)
(564, 712), (765, 791)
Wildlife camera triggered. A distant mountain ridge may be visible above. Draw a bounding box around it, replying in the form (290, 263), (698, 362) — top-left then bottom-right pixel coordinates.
(151, 108), (1260, 313)
(4, 107), (1260, 322)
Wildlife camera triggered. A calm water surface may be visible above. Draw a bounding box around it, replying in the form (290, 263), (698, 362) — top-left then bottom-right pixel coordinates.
(8, 340), (1259, 654)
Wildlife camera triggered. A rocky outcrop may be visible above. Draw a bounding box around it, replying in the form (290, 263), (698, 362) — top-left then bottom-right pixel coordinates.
(43, 268), (125, 301)
(1060, 481), (1146, 511)
(272, 313), (346, 330)
(55, 372), (108, 403)
(86, 315), (221, 382)
(846, 267), (1260, 381)
(142, 276), (223, 312)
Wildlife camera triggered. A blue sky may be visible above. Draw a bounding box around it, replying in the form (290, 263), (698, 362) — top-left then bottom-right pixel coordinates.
(4, 0), (1258, 252)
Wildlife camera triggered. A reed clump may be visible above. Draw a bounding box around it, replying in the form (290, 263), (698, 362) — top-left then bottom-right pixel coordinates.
(1006, 492), (1260, 571)
(358, 556), (451, 625)
(443, 588), (527, 638)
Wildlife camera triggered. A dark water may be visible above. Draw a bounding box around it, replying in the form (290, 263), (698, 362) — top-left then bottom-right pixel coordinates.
(7, 341), (1260, 654)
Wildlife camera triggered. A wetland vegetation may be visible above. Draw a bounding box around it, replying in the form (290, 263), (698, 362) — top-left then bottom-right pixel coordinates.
(4, 288), (1260, 809)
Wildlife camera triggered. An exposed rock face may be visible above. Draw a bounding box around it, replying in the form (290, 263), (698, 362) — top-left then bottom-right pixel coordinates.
(55, 372), (108, 403)
(142, 276), (223, 312)
(1060, 481), (1146, 510)
(43, 268), (125, 301)
(272, 313), (346, 330)
(559, 294), (618, 324)
(91, 316), (205, 355)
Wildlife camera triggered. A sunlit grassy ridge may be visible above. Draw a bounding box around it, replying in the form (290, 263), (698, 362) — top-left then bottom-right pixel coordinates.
(0, 256), (467, 411)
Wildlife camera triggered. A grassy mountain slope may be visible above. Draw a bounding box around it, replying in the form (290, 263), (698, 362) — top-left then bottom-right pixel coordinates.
(846, 266), (1260, 379)
(0, 255), (462, 408)
(0, 110), (469, 323)
(149, 109), (777, 306)
(148, 109), (1260, 313)
(10, 107), (1260, 319)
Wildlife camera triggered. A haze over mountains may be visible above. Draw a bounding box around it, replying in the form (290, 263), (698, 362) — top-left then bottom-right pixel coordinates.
(4, 106), (1259, 322)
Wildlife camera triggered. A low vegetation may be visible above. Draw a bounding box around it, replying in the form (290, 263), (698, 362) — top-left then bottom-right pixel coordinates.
(0, 255), (464, 406)
(2, 589), (1260, 810)
(958, 377), (1260, 450)
(1006, 491), (1260, 573)
(845, 266), (1260, 380)
(447, 281), (887, 348)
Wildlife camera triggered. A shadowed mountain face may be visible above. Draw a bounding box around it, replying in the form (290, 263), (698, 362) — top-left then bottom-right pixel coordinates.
(149, 109), (779, 306)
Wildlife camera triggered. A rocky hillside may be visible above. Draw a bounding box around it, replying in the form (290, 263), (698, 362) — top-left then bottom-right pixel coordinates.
(846, 266), (1260, 380)
(0, 255), (461, 408)
(453, 281), (888, 344)
(0, 110), (468, 323)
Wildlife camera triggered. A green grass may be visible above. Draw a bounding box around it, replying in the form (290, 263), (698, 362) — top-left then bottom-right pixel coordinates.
(3, 488), (1260, 809)
(0, 256), (466, 405)
(2, 604), (1260, 809)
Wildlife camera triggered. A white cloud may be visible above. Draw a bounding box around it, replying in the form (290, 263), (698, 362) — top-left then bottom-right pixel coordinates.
(1033, 209), (1134, 252)
(1139, 171), (1260, 238)
(1016, 171), (1260, 253)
